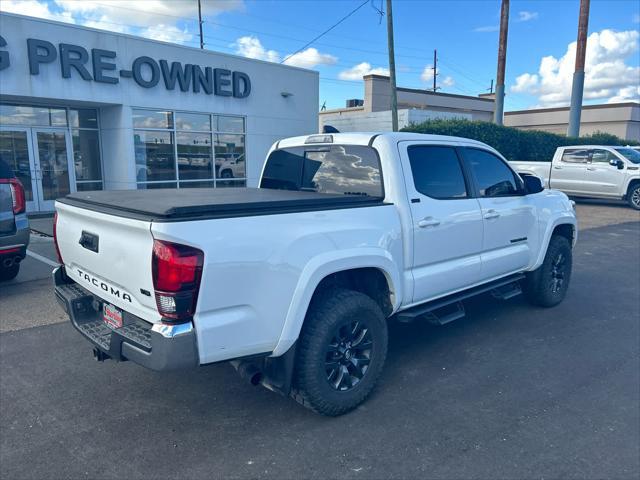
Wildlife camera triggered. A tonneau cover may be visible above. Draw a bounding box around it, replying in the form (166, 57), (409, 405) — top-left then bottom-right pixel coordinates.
(59, 188), (385, 222)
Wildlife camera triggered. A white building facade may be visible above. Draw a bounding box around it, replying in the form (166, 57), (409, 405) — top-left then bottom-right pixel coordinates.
(0, 13), (318, 212)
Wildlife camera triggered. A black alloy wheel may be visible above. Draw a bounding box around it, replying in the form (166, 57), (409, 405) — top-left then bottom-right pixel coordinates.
(549, 252), (567, 294)
(325, 320), (373, 391)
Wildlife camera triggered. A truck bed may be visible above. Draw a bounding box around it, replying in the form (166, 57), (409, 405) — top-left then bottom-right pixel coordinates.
(58, 188), (386, 222)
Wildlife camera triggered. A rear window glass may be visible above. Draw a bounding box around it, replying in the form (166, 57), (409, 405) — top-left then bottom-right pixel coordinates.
(261, 145), (383, 197)
(408, 145), (467, 199)
(561, 149), (589, 163)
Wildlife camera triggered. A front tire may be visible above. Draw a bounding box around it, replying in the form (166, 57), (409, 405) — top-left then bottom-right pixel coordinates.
(524, 235), (572, 307)
(291, 288), (388, 416)
(627, 183), (640, 210)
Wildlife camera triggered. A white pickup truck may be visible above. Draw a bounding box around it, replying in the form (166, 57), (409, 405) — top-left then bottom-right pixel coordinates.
(510, 145), (640, 210)
(53, 132), (577, 416)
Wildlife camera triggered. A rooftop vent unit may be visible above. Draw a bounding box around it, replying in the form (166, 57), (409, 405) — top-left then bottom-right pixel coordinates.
(346, 99), (364, 108)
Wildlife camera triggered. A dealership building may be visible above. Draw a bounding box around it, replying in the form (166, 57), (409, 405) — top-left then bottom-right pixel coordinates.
(0, 13), (318, 213)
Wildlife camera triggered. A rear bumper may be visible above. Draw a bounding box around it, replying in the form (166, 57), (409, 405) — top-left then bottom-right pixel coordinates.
(0, 222), (29, 260)
(53, 266), (198, 371)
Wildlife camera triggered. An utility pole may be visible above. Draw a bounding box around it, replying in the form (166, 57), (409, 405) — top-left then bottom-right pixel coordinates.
(494, 0), (509, 125)
(432, 49), (438, 92)
(386, 0), (398, 132)
(567, 0), (590, 137)
(197, 0), (204, 49)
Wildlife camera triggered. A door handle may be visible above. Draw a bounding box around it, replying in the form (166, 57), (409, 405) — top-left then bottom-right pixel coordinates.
(586, 167), (596, 171)
(553, 165), (562, 169)
(484, 210), (500, 220)
(418, 217), (440, 228)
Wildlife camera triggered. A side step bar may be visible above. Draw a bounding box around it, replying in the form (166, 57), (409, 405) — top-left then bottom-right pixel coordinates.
(397, 273), (525, 325)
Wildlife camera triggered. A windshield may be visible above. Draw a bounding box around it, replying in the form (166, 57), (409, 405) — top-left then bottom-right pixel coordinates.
(261, 145), (383, 197)
(615, 148), (640, 164)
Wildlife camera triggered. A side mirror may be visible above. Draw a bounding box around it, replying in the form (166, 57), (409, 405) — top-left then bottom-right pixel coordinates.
(609, 158), (624, 169)
(522, 174), (544, 194)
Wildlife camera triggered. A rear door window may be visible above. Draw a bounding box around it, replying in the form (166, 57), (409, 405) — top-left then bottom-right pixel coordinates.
(561, 149), (589, 163)
(407, 145), (467, 199)
(261, 145), (383, 197)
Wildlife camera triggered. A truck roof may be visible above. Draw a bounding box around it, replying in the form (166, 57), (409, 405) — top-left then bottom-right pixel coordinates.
(277, 132), (489, 149)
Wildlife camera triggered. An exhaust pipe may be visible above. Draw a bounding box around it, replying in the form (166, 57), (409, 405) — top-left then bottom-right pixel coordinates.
(13, 256), (22, 264)
(230, 360), (263, 386)
(2, 257), (14, 268)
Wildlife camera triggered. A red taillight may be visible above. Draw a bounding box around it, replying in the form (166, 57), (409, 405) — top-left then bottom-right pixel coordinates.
(152, 239), (203, 321)
(53, 212), (63, 264)
(0, 178), (25, 214)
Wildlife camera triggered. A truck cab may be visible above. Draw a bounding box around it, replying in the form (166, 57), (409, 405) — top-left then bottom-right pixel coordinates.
(511, 145), (640, 209)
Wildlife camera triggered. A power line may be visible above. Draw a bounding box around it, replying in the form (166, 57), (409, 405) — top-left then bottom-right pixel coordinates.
(46, 2), (496, 97)
(281, 0), (370, 64)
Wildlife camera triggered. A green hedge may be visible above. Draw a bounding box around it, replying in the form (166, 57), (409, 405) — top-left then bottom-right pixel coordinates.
(401, 119), (638, 161)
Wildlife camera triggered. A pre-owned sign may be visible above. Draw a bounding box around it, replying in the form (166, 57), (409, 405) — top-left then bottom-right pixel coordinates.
(0, 35), (251, 98)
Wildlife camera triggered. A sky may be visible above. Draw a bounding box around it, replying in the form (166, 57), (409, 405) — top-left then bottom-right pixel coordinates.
(1, 0), (639, 111)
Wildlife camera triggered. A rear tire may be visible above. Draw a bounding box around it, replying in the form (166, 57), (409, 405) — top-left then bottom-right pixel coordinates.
(0, 263), (20, 282)
(524, 235), (572, 307)
(627, 183), (640, 210)
(291, 288), (388, 416)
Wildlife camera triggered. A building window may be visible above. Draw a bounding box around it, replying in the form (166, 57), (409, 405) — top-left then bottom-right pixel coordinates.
(0, 104), (103, 194)
(133, 109), (246, 190)
(134, 130), (176, 183)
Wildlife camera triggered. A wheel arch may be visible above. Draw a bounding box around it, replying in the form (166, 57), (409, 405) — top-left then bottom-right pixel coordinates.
(531, 218), (577, 271)
(625, 178), (640, 198)
(271, 250), (401, 357)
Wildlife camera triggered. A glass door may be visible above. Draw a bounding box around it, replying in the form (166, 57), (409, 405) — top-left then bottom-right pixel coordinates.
(32, 129), (74, 211)
(0, 127), (38, 212)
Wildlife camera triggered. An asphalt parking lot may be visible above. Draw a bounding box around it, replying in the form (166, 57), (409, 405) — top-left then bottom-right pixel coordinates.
(1, 201), (639, 480)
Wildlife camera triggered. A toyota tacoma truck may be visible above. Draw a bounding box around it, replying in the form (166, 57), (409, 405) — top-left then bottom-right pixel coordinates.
(510, 145), (640, 210)
(53, 133), (577, 416)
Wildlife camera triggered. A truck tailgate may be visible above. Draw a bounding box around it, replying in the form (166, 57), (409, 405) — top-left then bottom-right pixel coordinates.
(56, 202), (161, 323)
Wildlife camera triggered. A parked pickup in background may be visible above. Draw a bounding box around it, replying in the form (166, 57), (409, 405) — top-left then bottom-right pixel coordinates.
(53, 132), (577, 416)
(510, 146), (640, 210)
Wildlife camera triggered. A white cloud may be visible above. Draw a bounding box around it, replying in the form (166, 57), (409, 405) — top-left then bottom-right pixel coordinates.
(607, 85), (640, 103)
(0, 0), (74, 23)
(1, 0), (244, 45)
(53, 0), (243, 29)
(338, 62), (389, 81)
(420, 65), (437, 82)
(510, 29), (640, 107)
(518, 11), (539, 22)
(512, 73), (539, 93)
(420, 65), (455, 88)
(233, 36), (280, 62)
(143, 24), (193, 44)
(283, 48), (337, 68)
(233, 36), (336, 68)
(474, 25), (499, 33)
